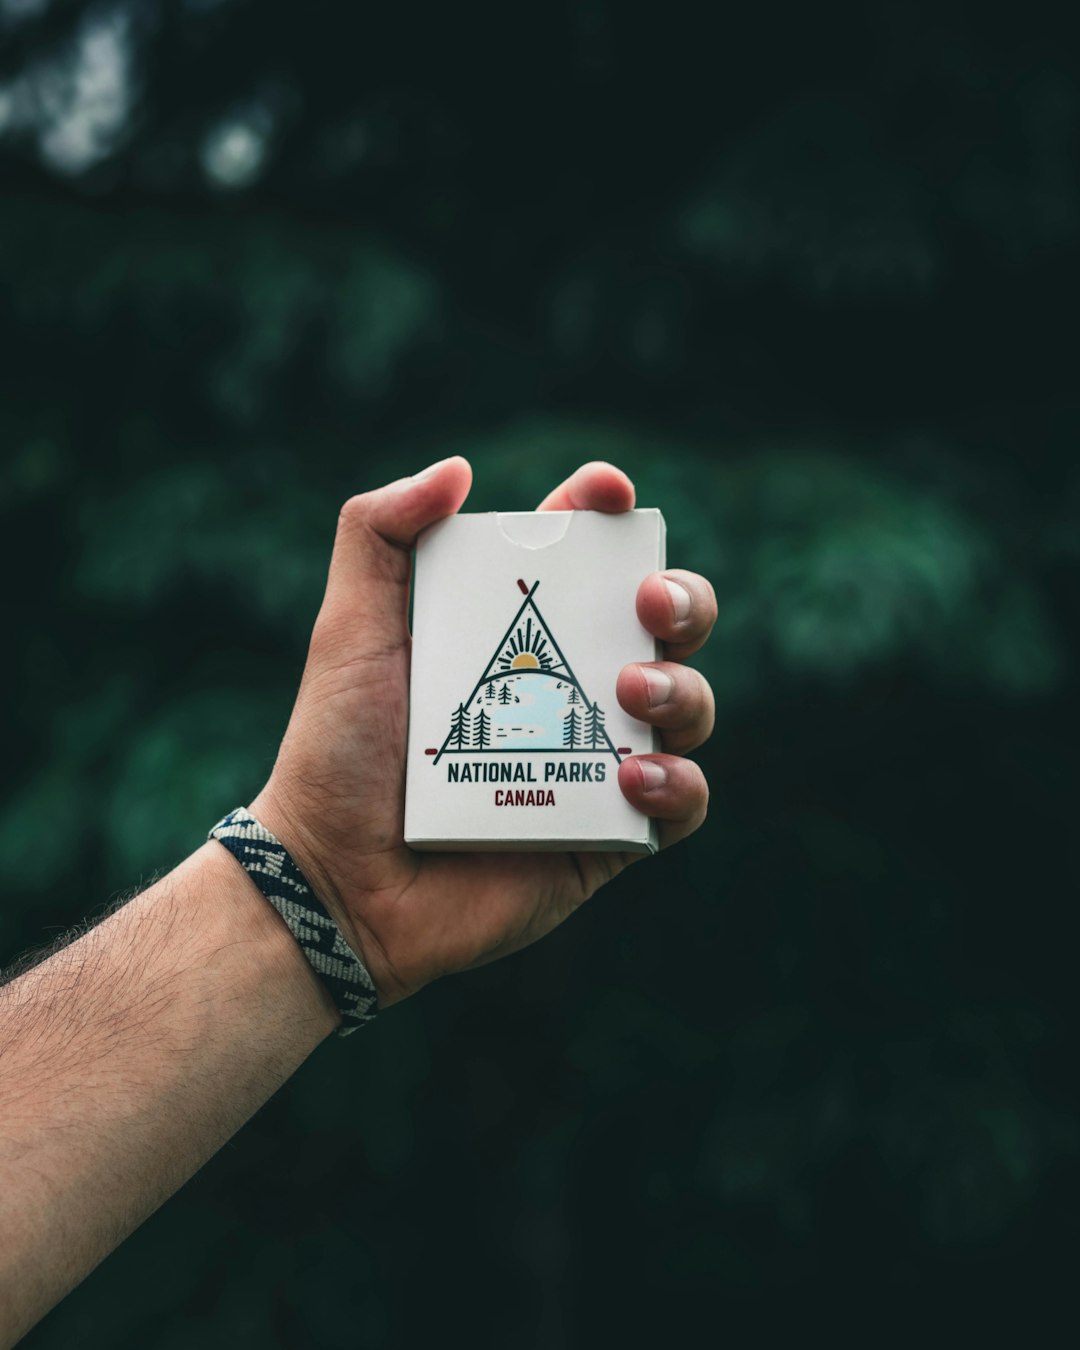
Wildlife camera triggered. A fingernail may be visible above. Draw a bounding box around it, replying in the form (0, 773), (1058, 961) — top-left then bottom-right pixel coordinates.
(412, 456), (455, 483)
(638, 759), (668, 792)
(642, 666), (674, 708)
(663, 576), (692, 624)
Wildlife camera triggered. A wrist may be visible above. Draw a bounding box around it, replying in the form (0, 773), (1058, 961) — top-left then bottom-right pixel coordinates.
(248, 784), (344, 909)
(191, 841), (341, 1041)
(245, 784), (383, 1003)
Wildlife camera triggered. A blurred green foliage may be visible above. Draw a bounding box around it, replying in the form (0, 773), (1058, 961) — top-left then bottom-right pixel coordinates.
(1, 1), (1079, 1344)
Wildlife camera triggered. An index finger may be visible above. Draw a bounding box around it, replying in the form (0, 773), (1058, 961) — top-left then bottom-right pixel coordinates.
(537, 461), (636, 513)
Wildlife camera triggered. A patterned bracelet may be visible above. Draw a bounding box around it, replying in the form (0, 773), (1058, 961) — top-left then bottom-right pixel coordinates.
(208, 807), (378, 1037)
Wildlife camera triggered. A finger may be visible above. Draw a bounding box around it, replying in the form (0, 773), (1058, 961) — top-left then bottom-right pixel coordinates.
(318, 456), (473, 653)
(616, 662), (716, 755)
(618, 754), (709, 849)
(537, 461), (636, 513)
(636, 568), (717, 661)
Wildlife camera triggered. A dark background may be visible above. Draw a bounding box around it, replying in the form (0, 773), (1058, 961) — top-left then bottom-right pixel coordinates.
(2, 0), (1079, 1343)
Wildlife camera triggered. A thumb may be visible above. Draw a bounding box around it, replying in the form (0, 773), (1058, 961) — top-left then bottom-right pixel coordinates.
(317, 456), (473, 653)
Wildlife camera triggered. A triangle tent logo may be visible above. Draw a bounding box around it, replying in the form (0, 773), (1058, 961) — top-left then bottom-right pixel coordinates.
(432, 580), (622, 764)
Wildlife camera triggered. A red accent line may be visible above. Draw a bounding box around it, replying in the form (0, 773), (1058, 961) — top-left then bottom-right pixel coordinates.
(516, 578), (529, 594)
(425, 748), (438, 755)
(617, 747), (632, 754)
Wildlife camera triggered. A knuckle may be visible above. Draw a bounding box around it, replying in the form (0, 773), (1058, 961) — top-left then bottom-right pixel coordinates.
(337, 493), (369, 533)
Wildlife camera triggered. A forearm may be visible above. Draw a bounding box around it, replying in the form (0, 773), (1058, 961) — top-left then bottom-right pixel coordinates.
(0, 842), (338, 1347)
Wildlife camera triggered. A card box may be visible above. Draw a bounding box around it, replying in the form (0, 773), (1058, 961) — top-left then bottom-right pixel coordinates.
(404, 508), (667, 852)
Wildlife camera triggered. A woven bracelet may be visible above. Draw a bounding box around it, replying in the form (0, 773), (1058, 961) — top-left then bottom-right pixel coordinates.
(208, 807), (378, 1037)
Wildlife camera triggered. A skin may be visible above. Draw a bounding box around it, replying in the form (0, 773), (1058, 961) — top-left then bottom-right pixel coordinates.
(0, 459), (715, 1345)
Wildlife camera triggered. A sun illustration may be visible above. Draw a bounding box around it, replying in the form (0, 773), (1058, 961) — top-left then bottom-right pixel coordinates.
(496, 615), (553, 672)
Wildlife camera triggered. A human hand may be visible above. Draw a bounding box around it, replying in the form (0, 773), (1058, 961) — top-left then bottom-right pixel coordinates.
(249, 459), (715, 1008)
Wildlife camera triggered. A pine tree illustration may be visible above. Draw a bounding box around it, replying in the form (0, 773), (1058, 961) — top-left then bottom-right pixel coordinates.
(585, 701), (606, 749)
(563, 707), (581, 748)
(498, 683), (512, 705)
(474, 707), (491, 749)
(486, 680), (496, 700)
(449, 702), (471, 749)
(567, 685), (580, 705)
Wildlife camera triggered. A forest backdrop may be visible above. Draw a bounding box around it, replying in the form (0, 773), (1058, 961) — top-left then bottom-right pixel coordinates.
(2, 1), (1079, 1344)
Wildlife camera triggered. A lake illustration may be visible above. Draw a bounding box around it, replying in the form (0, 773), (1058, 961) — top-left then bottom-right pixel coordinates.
(477, 672), (581, 750)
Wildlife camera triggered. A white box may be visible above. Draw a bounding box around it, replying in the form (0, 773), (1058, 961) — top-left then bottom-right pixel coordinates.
(405, 508), (667, 852)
